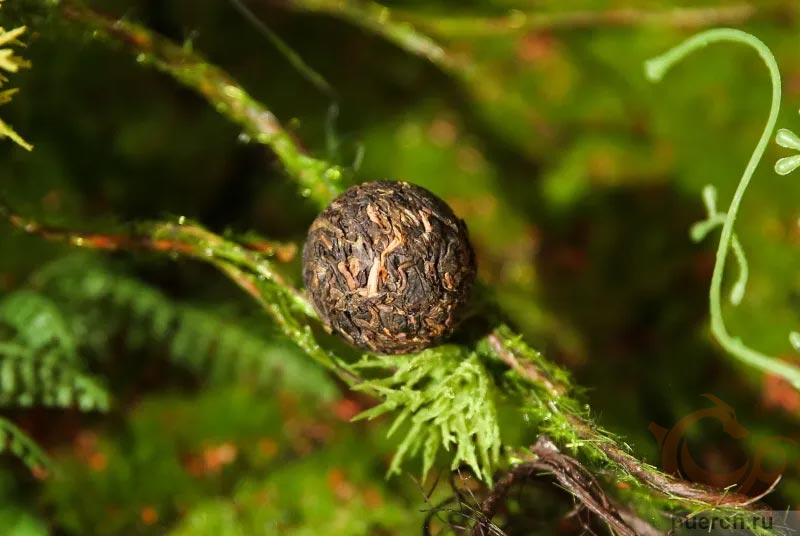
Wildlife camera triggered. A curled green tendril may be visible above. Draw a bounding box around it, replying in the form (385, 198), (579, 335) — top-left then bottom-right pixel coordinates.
(689, 185), (748, 306)
(645, 28), (800, 390)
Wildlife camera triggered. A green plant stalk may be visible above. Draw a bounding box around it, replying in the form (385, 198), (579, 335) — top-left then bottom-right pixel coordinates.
(396, 5), (756, 37)
(285, 0), (460, 74)
(229, 0), (335, 99)
(488, 325), (761, 510)
(146, 221), (314, 318)
(645, 28), (800, 389)
(60, 0), (345, 209)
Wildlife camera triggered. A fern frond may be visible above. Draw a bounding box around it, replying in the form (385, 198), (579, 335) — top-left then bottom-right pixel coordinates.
(0, 343), (109, 410)
(0, 291), (110, 411)
(353, 346), (501, 482)
(0, 291), (77, 358)
(33, 255), (337, 400)
(0, 416), (51, 473)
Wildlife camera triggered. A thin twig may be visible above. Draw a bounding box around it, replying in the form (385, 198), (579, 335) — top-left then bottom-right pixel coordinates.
(0, 204), (306, 307)
(488, 332), (564, 398)
(285, 0), (461, 74)
(60, 0), (346, 209)
(401, 5), (757, 37)
(284, 1), (756, 67)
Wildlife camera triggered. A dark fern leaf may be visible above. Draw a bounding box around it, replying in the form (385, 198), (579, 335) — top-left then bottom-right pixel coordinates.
(0, 292), (110, 411)
(33, 255), (337, 401)
(0, 291), (77, 360)
(0, 417), (51, 474)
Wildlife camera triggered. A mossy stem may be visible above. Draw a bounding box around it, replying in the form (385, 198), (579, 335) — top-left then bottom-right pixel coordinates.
(492, 327), (764, 510)
(60, 0), (345, 209)
(0, 204), (354, 373)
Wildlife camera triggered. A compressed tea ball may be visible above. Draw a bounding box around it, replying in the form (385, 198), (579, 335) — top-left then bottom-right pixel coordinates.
(302, 180), (476, 354)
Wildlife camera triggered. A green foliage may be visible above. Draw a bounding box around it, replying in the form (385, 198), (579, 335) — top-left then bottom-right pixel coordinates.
(353, 346), (501, 482)
(0, 290), (76, 357)
(0, 417), (51, 473)
(775, 128), (800, 176)
(0, 251), (334, 473)
(43, 386), (291, 535)
(0, 506), (47, 536)
(32, 255), (337, 401)
(0, 462), (49, 536)
(170, 444), (416, 536)
(41, 385), (423, 536)
(1, 1), (799, 534)
(0, 290), (110, 410)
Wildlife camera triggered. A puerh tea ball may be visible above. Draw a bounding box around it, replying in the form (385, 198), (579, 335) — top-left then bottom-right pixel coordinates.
(302, 180), (476, 354)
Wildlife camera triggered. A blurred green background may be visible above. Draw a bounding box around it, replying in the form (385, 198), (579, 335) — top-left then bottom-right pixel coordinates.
(1, 0), (800, 534)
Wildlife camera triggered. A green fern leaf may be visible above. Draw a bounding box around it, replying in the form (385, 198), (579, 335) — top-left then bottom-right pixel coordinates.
(0, 291), (77, 358)
(0, 292), (110, 411)
(0, 417), (51, 474)
(33, 255), (336, 401)
(353, 347), (501, 483)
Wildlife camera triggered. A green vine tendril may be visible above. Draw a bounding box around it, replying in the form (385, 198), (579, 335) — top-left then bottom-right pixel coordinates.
(645, 28), (800, 390)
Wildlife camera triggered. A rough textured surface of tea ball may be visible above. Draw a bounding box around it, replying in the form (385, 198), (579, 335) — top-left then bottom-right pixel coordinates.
(302, 181), (476, 354)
